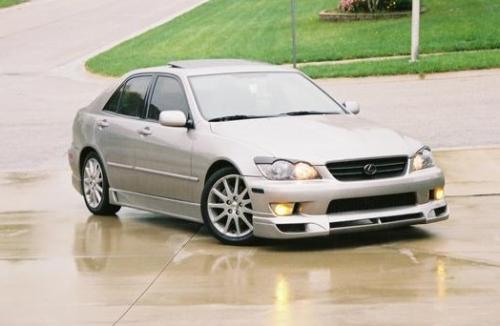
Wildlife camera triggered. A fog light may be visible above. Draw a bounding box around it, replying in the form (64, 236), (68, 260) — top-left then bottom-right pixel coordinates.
(270, 203), (295, 216)
(432, 187), (445, 200)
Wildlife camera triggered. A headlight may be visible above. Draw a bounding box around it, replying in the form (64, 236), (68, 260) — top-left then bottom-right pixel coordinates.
(257, 160), (320, 180)
(411, 147), (434, 171)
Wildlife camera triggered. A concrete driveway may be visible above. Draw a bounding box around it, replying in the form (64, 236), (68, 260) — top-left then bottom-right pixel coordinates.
(1, 148), (500, 325)
(1, 1), (500, 325)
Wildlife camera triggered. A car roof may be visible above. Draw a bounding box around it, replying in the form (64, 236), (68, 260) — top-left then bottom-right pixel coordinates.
(126, 59), (295, 77)
(168, 59), (266, 69)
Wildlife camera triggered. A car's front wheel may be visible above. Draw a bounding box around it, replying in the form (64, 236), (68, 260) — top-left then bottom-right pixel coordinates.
(81, 152), (121, 215)
(201, 167), (254, 245)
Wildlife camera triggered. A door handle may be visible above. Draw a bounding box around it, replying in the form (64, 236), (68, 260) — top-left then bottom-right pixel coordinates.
(138, 126), (152, 136)
(96, 119), (109, 128)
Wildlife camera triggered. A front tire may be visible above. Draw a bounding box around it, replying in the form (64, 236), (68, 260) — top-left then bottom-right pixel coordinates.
(81, 151), (120, 215)
(201, 167), (254, 245)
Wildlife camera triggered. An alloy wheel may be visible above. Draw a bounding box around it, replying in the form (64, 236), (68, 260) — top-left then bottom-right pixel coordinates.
(83, 158), (104, 209)
(207, 174), (253, 238)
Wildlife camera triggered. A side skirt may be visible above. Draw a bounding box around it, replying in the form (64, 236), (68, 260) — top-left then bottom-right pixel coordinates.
(109, 188), (203, 223)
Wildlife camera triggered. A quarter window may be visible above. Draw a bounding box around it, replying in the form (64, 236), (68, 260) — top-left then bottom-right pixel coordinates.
(103, 85), (122, 112)
(148, 76), (189, 120)
(117, 76), (151, 117)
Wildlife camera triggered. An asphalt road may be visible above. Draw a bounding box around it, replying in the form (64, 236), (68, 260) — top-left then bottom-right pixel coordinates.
(0, 0), (206, 171)
(1, 148), (500, 325)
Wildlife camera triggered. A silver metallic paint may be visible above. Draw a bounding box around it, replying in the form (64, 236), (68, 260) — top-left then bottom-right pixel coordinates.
(70, 61), (448, 239)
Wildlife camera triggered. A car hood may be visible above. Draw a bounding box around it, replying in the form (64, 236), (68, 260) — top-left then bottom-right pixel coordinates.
(210, 115), (422, 164)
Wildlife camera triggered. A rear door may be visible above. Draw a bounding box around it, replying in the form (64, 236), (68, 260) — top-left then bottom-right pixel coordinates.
(134, 74), (195, 201)
(96, 74), (153, 193)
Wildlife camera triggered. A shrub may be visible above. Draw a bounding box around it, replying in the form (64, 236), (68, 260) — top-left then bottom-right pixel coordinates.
(338, 0), (365, 13)
(338, 0), (414, 13)
(384, 0), (412, 11)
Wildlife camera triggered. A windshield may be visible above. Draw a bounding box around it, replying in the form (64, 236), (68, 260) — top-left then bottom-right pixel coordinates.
(189, 72), (345, 121)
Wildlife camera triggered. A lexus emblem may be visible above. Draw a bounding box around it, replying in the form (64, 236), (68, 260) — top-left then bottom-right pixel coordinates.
(363, 163), (377, 176)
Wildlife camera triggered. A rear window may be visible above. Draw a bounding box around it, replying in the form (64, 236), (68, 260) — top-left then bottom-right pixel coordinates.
(117, 76), (151, 117)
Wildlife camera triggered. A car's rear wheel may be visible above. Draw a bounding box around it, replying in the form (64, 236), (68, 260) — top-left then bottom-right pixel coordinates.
(201, 167), (254, 245)
(81, 152), (120, 215)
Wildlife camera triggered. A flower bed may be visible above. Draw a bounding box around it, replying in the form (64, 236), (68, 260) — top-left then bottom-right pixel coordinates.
(319, 8), (425, 22)
(320, 0), (422, 22)
(340, 0), (412, 13)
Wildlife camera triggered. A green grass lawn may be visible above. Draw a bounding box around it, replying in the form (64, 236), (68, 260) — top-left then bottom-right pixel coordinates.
(87, 0), (500, 77)
(301, 49), (500, 78)
(0, 0), (25, 8)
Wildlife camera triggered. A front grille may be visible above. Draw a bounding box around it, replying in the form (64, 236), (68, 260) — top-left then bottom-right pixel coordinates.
(327, 192), (417, 214)
(327, 156), (407, 181)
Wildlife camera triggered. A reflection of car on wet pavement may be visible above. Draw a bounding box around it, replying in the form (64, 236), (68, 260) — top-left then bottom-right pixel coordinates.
(69, 59), (448, 245)
(73, 215), (193, 273)
(73, 215), (461, 305)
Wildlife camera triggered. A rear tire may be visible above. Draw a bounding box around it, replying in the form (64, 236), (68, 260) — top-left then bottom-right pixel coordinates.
(81, 151), (121, 215)
(201, 167), (254, 245)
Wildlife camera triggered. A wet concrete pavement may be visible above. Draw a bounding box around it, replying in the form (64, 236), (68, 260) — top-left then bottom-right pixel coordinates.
(1, 148), (499, 325)
(1, 1), (500, 324)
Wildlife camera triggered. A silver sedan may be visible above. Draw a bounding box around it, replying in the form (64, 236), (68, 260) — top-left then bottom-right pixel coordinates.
(69, 59), (448, 245)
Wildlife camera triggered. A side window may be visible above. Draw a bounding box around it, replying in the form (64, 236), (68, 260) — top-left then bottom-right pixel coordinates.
(103, 85), (122, 112)
(147, 76), (189, 120)
(117, 76), (151, 117)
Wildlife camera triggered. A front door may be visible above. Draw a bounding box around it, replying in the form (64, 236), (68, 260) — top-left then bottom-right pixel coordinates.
(134, 75), (194, 201)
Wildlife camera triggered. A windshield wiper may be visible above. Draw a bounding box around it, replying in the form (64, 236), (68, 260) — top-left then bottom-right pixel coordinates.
(208, 114), (271, 122)
(279, 110), (339, 116)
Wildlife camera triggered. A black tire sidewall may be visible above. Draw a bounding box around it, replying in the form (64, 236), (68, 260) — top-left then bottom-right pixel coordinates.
(201, 167), (254, 245)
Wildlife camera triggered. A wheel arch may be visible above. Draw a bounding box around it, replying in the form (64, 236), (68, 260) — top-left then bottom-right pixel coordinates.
(79, 146), (100, 174)
(204, 159), (241, 185)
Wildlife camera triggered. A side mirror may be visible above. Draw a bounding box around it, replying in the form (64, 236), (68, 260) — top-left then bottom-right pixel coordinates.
(343, 101), (360, 115)
(159, 110), (188, 127)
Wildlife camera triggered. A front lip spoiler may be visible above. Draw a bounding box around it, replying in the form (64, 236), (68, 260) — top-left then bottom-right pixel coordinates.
(252, 200), (449, 239)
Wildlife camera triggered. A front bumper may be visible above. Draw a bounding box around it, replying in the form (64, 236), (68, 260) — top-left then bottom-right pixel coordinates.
(246, 166), (448, 239)
(253, 200), (448, 239)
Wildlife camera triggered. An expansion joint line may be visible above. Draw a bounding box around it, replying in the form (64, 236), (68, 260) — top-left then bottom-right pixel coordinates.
(112, 227), (200, 325)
